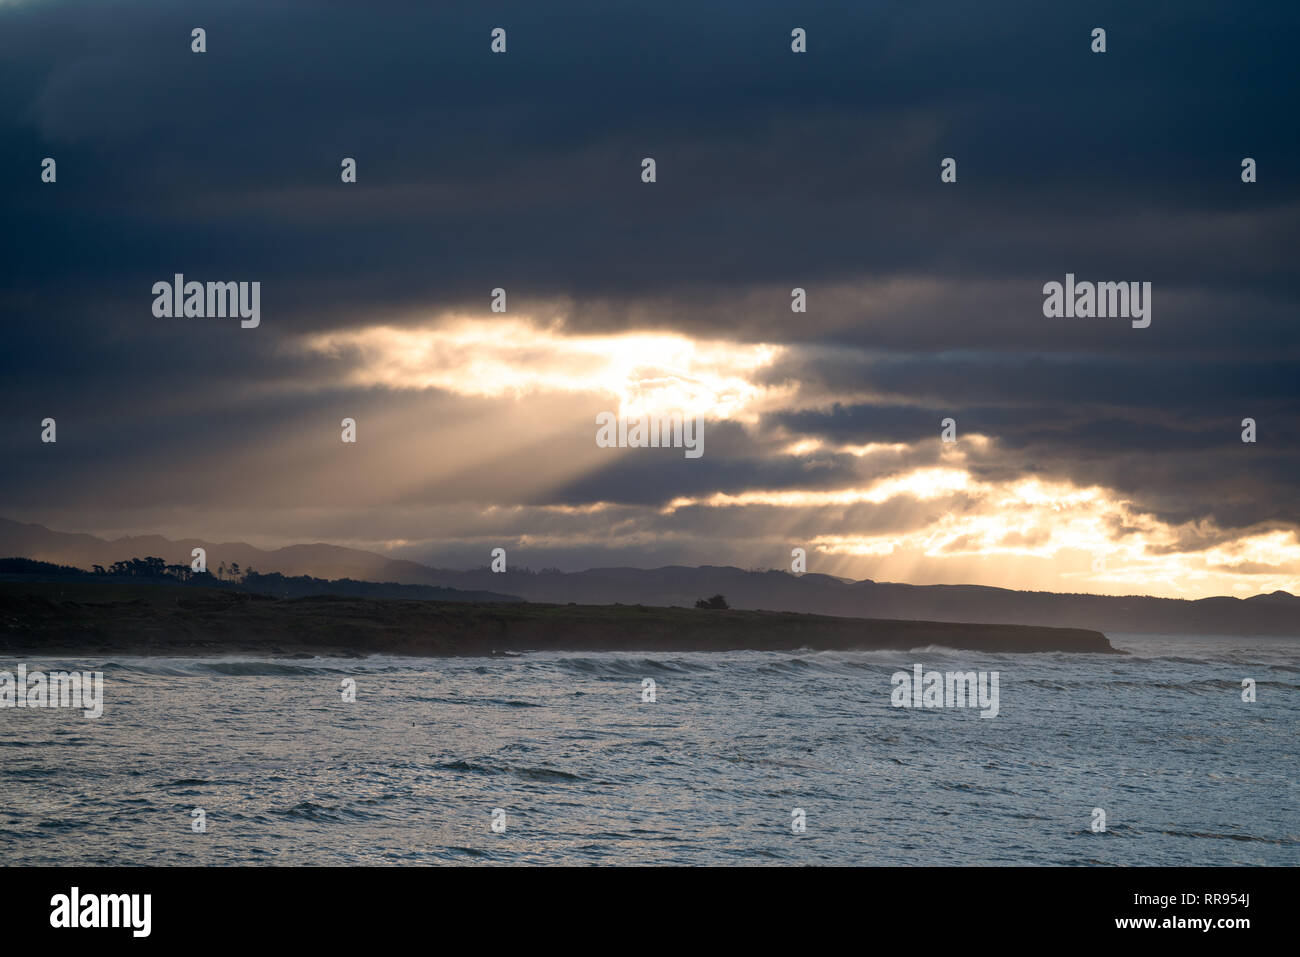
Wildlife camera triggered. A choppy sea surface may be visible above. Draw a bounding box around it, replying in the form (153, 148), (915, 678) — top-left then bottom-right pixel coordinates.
(1, 633), (1295, 865)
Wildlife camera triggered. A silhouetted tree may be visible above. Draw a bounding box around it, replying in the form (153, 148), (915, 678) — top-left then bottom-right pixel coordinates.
(695, 594), (729, 610)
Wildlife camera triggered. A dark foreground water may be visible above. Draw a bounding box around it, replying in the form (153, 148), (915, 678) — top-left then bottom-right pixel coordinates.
(1, 634), (1295, 865)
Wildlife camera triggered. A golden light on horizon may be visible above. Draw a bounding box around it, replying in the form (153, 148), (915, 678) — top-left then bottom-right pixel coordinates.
(665, 464), (1300, 599)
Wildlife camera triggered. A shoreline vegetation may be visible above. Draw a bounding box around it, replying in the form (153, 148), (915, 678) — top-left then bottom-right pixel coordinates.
(0, 582), (1118, 657)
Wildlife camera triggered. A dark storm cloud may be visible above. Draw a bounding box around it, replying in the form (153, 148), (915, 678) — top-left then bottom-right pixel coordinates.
(5, 0), (1297, 315)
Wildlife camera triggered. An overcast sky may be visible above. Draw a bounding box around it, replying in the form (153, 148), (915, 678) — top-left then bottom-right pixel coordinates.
(2, 0), (1297, 598)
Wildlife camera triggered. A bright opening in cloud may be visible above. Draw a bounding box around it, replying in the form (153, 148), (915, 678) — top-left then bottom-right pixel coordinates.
(298, 317), (790, 422)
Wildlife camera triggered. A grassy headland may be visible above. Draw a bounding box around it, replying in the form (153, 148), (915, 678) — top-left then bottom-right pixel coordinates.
(0, 581), (1118, 656)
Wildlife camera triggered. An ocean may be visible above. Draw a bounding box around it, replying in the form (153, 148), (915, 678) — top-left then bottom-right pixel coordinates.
(2, 634), (1295, 865)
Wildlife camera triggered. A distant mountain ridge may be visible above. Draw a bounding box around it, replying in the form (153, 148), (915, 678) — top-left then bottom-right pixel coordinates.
(2, 518), (1297, 636)
(0, 518), (427, 583)
(0, 557), (522, 606)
